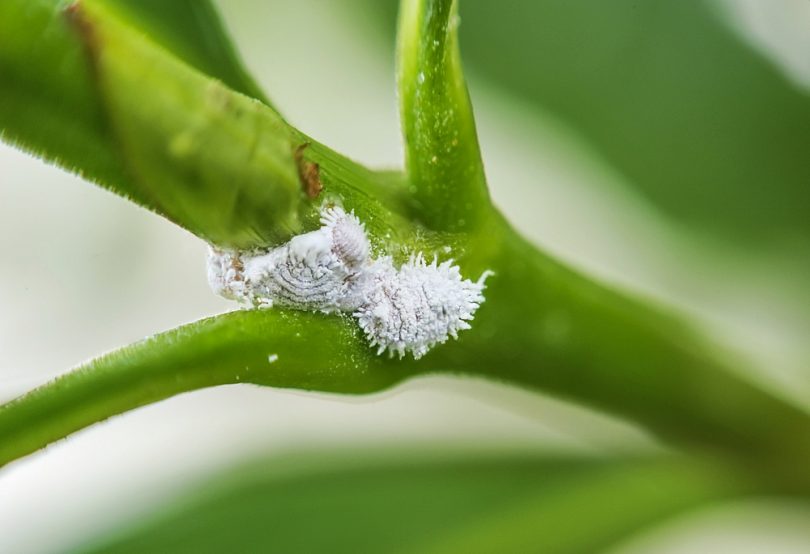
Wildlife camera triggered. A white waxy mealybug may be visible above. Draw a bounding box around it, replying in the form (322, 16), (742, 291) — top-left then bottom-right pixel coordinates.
(355, 254), (490, 359)
(209, 207), (370, 312)
(321, 207), (369, 268)
(207, 206), (491, 359)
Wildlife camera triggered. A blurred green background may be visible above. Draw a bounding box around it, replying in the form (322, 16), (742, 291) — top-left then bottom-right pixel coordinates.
(1, 0), (809, 552)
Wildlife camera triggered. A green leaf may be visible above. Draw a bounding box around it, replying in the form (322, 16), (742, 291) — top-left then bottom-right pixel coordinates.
(96, 0), (272, 106)
(397, 0), (490, 231)
(74, 452), (744, 554)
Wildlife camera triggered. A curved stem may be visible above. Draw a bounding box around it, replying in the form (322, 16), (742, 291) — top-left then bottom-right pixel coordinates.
(461, 219), (810, 487)
(0, 310), (418, 468)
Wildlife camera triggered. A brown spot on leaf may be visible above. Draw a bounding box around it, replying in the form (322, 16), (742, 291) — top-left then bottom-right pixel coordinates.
(294, 143), (323, 199)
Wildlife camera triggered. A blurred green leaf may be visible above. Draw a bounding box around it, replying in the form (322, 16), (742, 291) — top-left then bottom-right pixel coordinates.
(75, 452), (743, 554)
(397, 0), (490, 231)
(381, 0), (810, 250)
(464, 0), (810, 250)
(98, 0), (272, 106)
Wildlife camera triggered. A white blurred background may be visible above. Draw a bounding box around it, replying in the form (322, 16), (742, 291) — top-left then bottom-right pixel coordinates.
(1, 0), (809, 552)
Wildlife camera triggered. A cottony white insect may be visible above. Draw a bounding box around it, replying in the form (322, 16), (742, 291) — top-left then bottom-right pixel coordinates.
(207, 206), (491, 359)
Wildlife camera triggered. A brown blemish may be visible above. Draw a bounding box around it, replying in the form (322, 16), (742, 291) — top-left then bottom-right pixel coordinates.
(63, 1), (103, 81)
(294, 143), (323, 199)
(64, 2), (95, 50)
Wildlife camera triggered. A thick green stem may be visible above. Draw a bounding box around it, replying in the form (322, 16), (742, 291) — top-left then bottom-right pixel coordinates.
(0, 0), (414, 249)
(0, 0), (300, 248)
(460, 218), (810, 486)
(74, 0), (304, 247)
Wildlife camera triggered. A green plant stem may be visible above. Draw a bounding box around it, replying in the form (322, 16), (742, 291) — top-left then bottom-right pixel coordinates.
(0, 0), (299, 248)
(0, 310), (415, 468)
(397, 0), (490, 231)
(97, 0), (275, 107)
(472, 219), (810, 487)
(1, 0), (405, 249)
(2, 0), (809, 491)
(3, 218), (810, 489)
